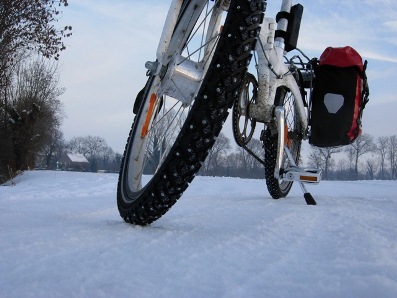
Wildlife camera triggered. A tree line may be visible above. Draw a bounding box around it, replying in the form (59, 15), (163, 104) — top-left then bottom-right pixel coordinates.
(199, 132), (397, 181)
(307, 134), (397, 181)
(46, 135), (122, 173)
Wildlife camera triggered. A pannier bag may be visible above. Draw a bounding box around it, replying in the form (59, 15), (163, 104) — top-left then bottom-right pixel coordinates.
(309, 46), (369, 147)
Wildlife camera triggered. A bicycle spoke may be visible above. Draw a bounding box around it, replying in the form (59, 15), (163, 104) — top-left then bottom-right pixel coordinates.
(179, 33), (220, 65)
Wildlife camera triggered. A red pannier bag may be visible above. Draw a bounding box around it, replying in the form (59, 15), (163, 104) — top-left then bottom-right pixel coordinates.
(309, 46), (369, 147)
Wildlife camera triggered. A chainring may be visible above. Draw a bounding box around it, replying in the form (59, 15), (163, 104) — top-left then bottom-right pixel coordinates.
(232, 72), (258, 147)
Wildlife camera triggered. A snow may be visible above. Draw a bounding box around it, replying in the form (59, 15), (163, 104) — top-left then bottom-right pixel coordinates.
(1, 171), (397, 298)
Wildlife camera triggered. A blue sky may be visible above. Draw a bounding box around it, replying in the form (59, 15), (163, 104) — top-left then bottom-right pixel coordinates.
(59, 0), (397, 154)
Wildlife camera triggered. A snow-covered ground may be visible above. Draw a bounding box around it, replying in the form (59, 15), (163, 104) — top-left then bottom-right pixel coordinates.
(1, 170), (396, 298)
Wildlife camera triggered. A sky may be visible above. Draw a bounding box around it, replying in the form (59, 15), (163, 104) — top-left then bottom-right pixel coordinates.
(58, 0), (397, 154)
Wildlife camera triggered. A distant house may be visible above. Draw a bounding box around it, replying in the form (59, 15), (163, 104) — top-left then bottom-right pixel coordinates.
(58, 153), (89, 171)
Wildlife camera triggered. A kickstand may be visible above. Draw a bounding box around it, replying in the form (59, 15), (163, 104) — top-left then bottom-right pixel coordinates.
(298, 182), (317, 205)
(283, 145), (317, 205)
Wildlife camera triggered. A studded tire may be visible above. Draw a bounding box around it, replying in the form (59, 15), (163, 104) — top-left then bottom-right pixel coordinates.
(117, 0), (266, 225)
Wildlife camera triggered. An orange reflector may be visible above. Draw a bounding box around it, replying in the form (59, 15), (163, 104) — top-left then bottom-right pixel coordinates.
(141, 93), (157, 137)
(300, 175), (318, 182)
(284, 124), (292, 148)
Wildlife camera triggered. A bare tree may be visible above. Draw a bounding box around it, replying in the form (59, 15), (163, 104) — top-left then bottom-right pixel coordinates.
(98, 146), (115, 171)
(246, 138), (265, 171)
(67, 136), (109, 171)
(0, 0), (71, 79)
(227, 138), (264, 178)
(348, 133), (376, 179)
(67, 136), (86, 155)
(223, 152), (243, 177)
(81, 136), (107, 162)
(336, 158), (349, 177)
(0, 0), (71, 180)
(377, 136), (389, 179)
(142, 108), (185, 174)
(365, 159), (378, 180)
(308, 146), (340, 180)
(67, 135), (120, 172)
(0, 58), (64, 175)
(38, 127), (65, 169)
(202, 132), (231, 174)
(386, 135), (397, 180)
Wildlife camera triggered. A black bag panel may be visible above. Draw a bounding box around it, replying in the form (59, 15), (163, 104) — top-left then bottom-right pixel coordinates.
(309, 66), (359, 147)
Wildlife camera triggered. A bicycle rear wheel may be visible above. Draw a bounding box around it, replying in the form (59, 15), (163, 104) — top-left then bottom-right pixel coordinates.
(118, 0), (265, 225)
(264, 86), (303, 199)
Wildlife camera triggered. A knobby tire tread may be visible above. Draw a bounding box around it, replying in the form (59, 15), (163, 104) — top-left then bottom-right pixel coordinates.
(264, 129), (285, 199)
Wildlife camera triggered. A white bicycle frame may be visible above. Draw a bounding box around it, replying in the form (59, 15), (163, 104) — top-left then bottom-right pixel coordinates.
(249, 0), (308, 179)
(150, 0), (312, 182)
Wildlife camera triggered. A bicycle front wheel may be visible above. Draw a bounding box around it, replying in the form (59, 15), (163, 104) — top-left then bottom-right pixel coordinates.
(264, 86), (303, 199)
(118, 0), (265, 225)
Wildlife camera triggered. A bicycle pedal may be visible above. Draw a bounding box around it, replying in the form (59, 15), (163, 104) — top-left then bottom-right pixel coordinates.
(281, 167), (322, 184)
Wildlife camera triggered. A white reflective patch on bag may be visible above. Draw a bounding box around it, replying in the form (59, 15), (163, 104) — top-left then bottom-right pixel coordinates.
(324, 93), (344, 113)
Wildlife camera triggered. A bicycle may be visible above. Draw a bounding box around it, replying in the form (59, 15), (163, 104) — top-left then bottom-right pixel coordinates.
(117, 0), (321, 226)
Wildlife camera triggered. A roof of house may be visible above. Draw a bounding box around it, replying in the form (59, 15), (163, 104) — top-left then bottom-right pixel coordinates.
(65, 153), (89, 163)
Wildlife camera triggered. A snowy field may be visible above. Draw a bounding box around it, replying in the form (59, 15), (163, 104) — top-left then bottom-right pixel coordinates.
(1, 170), (397, 298)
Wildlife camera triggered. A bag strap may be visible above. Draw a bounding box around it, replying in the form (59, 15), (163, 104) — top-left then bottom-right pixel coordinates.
(361, 60), (370, 109)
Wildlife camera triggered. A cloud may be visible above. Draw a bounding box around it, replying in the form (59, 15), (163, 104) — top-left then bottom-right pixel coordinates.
(384, 20), (397, 31)
(360, 51), (397, 64)
(295, 0), (397, 66)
